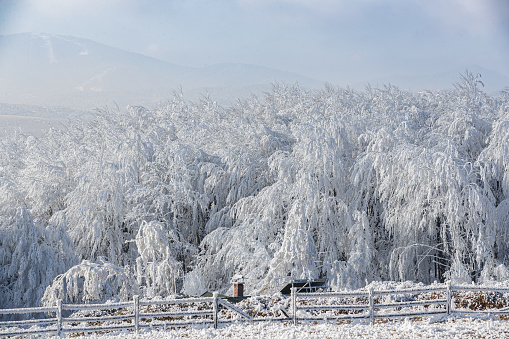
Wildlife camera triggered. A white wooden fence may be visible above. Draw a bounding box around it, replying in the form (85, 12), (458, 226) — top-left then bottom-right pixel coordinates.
(0, 293), (252, 338)
(291, 283), (509, 325)
(2, 284), (509, 337)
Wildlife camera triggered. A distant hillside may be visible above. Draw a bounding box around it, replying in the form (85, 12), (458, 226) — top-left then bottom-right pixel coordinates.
(0, 33), (322, 110)
(1, 33), (506, 113)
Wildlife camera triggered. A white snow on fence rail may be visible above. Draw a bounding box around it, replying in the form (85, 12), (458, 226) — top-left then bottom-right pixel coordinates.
(0, 318), (56, 327)
(375, 299), (447, 309)
(139, 297), (213, 306)
(62, 314), (133, 323)
(217, 298), (253, 320)
(453, 286), (509, 293)
(372, 286), (447, 295)
(373, 310), (446, 319)
(295, 291), (369, 298)
(300, 304), (368, 311)
(3, 284), (509, 337)
(291, 283), (462, 325)
(63, 301), (132, 311)
(139, 310), (213, 318)
(0, 293), (251, 338)
(0, 306), (56, 314)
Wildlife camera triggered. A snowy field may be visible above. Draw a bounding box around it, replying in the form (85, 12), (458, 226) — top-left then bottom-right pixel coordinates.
(51, 318), (509, 338)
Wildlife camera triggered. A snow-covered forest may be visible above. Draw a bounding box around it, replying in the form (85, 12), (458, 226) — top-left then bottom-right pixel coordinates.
(2, 72), (509, 309)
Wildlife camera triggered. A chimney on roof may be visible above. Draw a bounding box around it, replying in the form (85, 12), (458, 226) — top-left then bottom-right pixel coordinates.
(234, 282), (244, 297)
(231, 274), (245, 297)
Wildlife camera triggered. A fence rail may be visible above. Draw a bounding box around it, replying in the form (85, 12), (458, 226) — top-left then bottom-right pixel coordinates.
(291, 283), (509, 325)
(2, 284), (509, 337)
(0, 292), (251, 338)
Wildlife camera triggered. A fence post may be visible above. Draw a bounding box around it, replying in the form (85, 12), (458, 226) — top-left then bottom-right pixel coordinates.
(446, 282), (452, 315)
(369, 287), (374, 325)
(291, 287), (297, 325)
(56, 299), (62, 338)
(213, 292), (218, 329)
(134, 295), (140, 335)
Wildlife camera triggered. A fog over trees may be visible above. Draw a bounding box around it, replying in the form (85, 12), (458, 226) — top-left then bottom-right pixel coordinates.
(2, 72), (509, 308)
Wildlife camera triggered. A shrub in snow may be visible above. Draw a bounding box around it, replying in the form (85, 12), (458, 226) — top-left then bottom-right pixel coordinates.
(41, 258), (138, 306)
(182, 270), (207, 296)
(446, 255), (472, 284)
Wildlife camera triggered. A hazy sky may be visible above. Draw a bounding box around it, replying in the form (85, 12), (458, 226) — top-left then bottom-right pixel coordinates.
(1, 0), (509, 84)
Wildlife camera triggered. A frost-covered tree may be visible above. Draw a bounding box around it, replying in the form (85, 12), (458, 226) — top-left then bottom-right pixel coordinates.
(41, 258), (138, 306)
(0, 207), (76, 309)
(135, 220), (191, 297)
(2, 73), (509, 308)
(264, 200), (319, 285)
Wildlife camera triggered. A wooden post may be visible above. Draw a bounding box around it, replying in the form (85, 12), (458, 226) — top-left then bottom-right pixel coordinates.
(292, 287), (297, 325)
(213, 292), (219, 329)
(369, 287), (374, 325)
(56, 299), (62, 338)
(134, 295), (140, 335)
(446, 282), (452, 315)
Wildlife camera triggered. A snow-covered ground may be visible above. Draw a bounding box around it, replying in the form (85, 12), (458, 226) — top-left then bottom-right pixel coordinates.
(6, 281), (509, 338)
(62, 317), (509, 338)
(3, 280), (509, 338)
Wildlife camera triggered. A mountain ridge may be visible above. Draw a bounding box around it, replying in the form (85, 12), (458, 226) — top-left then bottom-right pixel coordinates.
(1, 33), (508, 111)
(0, 33), (322, 109)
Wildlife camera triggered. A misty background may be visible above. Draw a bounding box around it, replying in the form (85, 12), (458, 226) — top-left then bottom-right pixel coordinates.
(0, 0), (508, 134)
